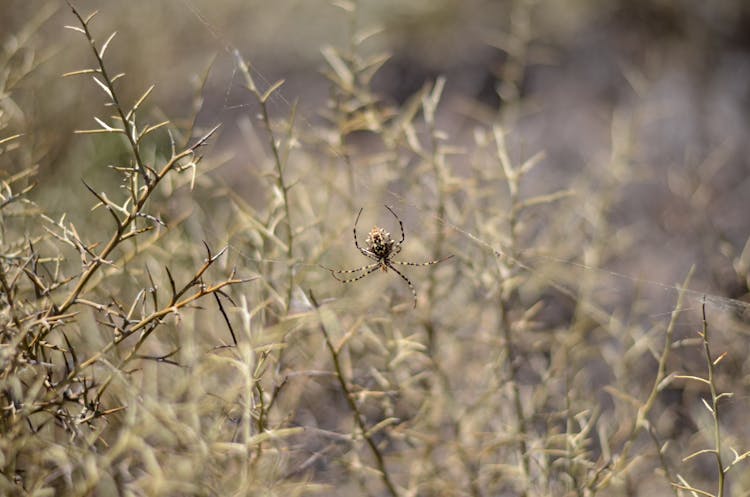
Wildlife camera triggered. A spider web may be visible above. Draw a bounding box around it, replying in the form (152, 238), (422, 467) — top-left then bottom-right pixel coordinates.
(178, 0), (750, 327)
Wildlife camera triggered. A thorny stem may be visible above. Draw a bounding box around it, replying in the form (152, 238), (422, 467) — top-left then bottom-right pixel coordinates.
(425, 78), (447, 355)
(417, 79), (483, 496)
(700, 300), (726, 497)
(37, 42), (224, 388)
(0, 259), (24, 334)
(497, 130), (530, 494)
(309, 291), (400, 497)
(62, 267), (245, 389)
(53, 136), (214, 317)
(640, 275), (691, 422)
(594, 267), (693, 492)
(57, 4), (222, 317)
(499, 297), (530, 493)
(646, 425), (679, 497)
(261, 102), (293, 265)
(563, 349), (575, 493)
(67, 2), (148, 182)
(234, 52), (295, 310)
(411, 80), (485, 497)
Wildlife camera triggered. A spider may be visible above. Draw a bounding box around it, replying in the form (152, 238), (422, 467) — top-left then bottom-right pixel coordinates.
(323, 205), (454, 308)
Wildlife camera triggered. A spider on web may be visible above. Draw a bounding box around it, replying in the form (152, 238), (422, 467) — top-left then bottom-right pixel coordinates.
(322, 205), (454, 308)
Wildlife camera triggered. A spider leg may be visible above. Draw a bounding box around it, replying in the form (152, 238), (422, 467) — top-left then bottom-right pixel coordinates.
(391, 254), (455, 267)
(319, 261), (378, 274)
(386, 262), (418, 308)
(360, 250), (381, 262)
(327, 262), (381, 283)
(353, 207), (366, 255)
(384, 205), (405, 246)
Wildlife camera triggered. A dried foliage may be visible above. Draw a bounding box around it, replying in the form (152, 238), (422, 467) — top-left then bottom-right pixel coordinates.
(2, 2), (750, 497)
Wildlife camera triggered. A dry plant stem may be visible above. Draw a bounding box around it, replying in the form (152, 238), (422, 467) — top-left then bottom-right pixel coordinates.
(594, 267), (694, 492)
(67, 2), (148, 182)
(234, 52), (295, 309)
(0, 260), (23, 334)
(671, 299), (740, 497)
(55, 3), (222, 319)
(61, 248), (246, 388)
(53, 129), (218, 318)
(309, 291), (400, 497)
(646, 425), (679, 497)
(700, 300), (726, 497)
(417, 88), (467, 493)
(424, 78), (447, 355)
(417, 343), (483, 496)
(497, 130), (530, 492)
(499, 297), (530, 492)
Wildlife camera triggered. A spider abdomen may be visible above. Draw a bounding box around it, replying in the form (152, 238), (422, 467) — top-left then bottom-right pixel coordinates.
(366, 227), (395, 258)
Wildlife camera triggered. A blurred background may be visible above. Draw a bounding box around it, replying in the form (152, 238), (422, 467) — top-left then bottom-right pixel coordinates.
(4, 0), (749, 292)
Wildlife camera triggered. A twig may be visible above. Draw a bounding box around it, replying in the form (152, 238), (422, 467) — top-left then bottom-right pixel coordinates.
(309, 290), (400, 497)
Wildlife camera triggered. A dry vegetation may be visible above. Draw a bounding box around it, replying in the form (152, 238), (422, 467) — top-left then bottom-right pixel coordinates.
(2, 1), (750, 496)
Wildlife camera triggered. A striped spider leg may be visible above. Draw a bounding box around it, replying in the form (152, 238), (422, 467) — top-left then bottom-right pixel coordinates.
(323, 205), (454, 308)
